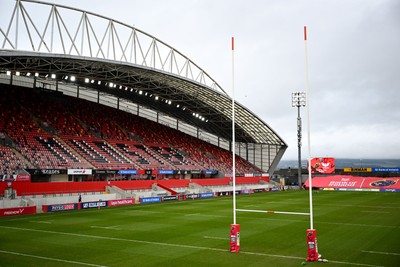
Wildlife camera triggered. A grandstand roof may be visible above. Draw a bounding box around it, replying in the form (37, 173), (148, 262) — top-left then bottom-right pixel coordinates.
(0, 0), (287, 148)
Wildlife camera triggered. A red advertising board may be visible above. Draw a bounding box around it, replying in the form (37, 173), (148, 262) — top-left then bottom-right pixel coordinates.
(305, 175), (400, 190)
(108, 198), (135, 206)
(309, 158), (335, 174)
(0, 206), (36, 217)
(1, 174), (31, 182)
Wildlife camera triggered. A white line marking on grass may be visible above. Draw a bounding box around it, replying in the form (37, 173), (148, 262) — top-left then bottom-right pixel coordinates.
(362, 250), (400, 256)
(203, 236), (228, 240)
(29, 220), (53, 224)
(184, 213), (201, 216)
(0, 250), (108, 267)
(0, 226), (382, 266)
(90, 225), (121, 230)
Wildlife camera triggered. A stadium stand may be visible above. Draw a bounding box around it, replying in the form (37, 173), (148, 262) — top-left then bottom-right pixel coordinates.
(0, 86), (263, 174)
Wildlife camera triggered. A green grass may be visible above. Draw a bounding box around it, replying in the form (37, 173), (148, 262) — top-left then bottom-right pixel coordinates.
(1, 191), (399, 267)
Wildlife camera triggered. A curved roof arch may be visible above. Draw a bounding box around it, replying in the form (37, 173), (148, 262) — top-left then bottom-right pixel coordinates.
(0, 0), (287, 171)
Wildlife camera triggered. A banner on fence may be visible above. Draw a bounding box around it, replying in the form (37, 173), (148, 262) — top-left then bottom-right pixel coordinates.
(0, 206), (36, 217)
(108, 199), (135, 206)
(44, 203), (78, 212)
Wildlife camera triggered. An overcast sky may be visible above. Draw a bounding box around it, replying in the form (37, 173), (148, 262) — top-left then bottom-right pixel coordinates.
(2, 0), (400, 160)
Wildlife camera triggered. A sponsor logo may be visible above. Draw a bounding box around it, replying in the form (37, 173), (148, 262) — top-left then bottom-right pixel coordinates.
(370, 179), (398, 187)
(118, 170), (138, 175)
(328, 178), (357, 187)
(200, 192), (215, 198)
(162, 195), (178, 201)
(48, 204), (76, 212)
(141, 197), (161, 203)
(186, 194), (199, 199)
(1, 206), (36, 217)
(158, 170), (174, 175)
(372, 168), (400, 172)
(344, 167), (372, 172)
(81, 201), (107, 209)
(67, 169), (92, 175)
(96, 170), (117, 174)
(4, 208), (24, 215)
(109, 199), (134, 206)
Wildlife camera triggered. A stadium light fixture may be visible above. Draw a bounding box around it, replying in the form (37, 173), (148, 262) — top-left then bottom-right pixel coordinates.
(35, 72), (39, 77)
(51, 74), (56, 79)
(6, 70), (11, 76)
(70, 76), (76, 82)
(84, 78), (90, 83)
(16, 71), (20, 76)
(292, 91), (306, 189)
(155, 96), (159, 100)
(139, 90), (143, 95)
(26, 72), (31, 76)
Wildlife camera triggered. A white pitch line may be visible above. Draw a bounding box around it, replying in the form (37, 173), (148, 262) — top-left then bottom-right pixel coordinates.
(0, 250), (108, 267)
(184, 213), (201, 216)
(29, 220), (53, 224)
(0, 225), (380, 266)
(90, 225), (120, 230)
(362, 250), (400, 256)
(203, 236), (228, 240)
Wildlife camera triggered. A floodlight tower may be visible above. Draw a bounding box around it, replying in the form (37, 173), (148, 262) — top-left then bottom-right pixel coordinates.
(292, 92), (306, 189)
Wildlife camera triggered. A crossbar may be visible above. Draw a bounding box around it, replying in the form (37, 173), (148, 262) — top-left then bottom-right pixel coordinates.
(236, 208), (310, 216)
